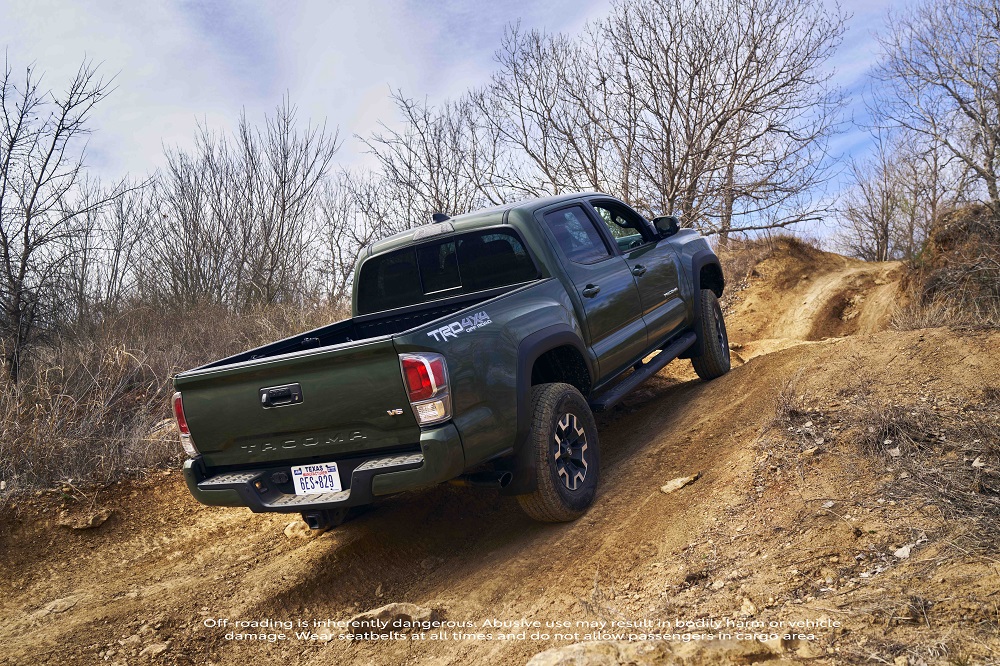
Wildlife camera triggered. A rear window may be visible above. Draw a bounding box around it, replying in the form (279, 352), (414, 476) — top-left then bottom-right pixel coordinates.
(357, 229), (538, 314)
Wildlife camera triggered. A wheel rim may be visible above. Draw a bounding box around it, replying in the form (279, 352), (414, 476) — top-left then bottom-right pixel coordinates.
(552, 412), (589, 491)
(713, 301), (728, 351)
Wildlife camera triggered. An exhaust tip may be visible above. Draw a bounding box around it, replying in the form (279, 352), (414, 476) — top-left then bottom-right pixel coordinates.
(498, 471), (513, 489)
(301, 508), (349, 531)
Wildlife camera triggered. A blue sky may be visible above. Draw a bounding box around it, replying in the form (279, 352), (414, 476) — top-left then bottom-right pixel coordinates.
(0, 0), (907, 194)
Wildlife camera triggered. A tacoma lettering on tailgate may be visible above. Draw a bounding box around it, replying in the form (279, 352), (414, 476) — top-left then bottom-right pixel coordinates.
(240, 431), (367, 453)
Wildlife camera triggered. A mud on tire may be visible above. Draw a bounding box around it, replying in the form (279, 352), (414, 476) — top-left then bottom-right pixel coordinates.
(691, 288), (731, 380)
(516, 382), (600, 522)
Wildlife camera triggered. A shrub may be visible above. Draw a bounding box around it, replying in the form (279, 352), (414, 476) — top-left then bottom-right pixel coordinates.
(895, 205), (1000, 329)
(0, 301), (347, 494)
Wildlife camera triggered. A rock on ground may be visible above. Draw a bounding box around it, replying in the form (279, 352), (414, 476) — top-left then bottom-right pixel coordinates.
(58, 508), (113, 530)
(138, 642), (169, 658)
(283, 520), (324, 538)
(660, 472), (701, 494)
(347, 603), (439, 641)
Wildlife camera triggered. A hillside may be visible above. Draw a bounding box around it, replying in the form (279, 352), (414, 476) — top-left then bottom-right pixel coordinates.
(1, 243), (997, 666)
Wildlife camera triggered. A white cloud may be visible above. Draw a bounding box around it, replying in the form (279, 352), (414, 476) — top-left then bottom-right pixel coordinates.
(0, 0), (609, 182)
(0, 0), (922, 233)
(825, 0), (924, 159)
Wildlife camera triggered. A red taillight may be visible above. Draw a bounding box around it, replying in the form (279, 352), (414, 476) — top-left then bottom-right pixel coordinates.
(172, 392), (199, 457)
(172, 392), (190, 434)
(399, 353), (452, 425)
(401, 355), (446, 402)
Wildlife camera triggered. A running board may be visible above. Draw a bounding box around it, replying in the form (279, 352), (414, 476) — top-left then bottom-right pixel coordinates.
(589, 332), (697, 412)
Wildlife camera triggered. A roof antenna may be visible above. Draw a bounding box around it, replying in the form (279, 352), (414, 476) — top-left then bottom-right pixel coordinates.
(432, 212), (451, 223)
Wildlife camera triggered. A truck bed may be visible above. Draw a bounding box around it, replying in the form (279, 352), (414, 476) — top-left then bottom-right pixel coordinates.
(173, 279), (544, 469)
(199, 283), (533, 370)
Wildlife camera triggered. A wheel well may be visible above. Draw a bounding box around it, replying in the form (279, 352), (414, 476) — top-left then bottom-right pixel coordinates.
(530, 345), (592, 396)
(700, 263), (725, 297)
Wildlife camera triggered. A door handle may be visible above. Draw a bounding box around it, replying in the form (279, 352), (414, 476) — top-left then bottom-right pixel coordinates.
(582, 284), (601, 298)
(631, 265), (647, 276)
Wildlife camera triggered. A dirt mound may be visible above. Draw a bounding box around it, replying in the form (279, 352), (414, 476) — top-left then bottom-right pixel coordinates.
(908, 204), (1000, 324)
(920, 204), (998, 273)
(2, 245), (997, 666)
(721, 238), (905, 360)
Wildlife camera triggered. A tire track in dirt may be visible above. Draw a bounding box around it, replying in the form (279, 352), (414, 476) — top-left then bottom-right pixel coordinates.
(725, 243), (905, 361)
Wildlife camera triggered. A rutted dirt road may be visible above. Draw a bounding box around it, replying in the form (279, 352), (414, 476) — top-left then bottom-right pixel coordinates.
(3, 242), (998, 666)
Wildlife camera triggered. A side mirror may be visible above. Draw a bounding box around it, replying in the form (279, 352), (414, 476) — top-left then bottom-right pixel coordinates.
(652, 215), (680, 238)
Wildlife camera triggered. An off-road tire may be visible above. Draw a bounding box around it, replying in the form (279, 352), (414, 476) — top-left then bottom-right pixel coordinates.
(691, 289), (731, 380)
(516, 383), (600, 522)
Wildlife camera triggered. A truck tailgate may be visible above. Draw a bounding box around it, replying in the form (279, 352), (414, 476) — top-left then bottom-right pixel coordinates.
(174, 337), (420, 468)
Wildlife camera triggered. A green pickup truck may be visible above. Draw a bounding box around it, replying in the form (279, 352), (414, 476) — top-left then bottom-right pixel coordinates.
(172, 193), (729, 528)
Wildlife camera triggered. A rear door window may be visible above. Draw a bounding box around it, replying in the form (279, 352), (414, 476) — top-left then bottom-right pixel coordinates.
(358, 229), (538, 314)
(541, 205), (613, 264)
(456, 231), (536, 291)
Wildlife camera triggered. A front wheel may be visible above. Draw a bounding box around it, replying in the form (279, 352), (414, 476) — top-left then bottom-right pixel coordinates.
(516, 383), (600, 522)
(691, 289), (731, 380)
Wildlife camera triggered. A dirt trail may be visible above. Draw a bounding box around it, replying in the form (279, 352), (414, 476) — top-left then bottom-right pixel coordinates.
(724, 241), (905, 361)
(3, 247), (997, 666)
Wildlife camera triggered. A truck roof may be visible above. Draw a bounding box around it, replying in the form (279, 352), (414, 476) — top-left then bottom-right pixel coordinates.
(364, 192), (612, 257)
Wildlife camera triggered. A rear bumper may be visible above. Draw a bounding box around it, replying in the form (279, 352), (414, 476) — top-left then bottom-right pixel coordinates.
(182, 422), (466, 513)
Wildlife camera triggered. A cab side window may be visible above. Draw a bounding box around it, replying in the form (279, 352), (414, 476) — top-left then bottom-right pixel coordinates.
(591, 201), (653, 250)
(542, 205), (613, 264)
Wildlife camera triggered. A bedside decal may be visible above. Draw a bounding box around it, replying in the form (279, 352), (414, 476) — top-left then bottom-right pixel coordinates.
(426, 310), (492, 342)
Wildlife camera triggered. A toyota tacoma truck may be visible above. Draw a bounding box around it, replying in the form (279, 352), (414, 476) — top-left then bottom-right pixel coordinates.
(172, 193), (729, 528)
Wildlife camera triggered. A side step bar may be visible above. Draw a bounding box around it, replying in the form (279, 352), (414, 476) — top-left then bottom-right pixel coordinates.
(589, 332), (697, 412)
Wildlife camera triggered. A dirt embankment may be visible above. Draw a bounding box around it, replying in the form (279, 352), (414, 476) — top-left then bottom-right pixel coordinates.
(722, 238), (906, 360)
(2, 244), (998, 666)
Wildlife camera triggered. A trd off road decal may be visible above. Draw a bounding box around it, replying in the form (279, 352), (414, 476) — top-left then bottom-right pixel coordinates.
(426, 310), (492, 342)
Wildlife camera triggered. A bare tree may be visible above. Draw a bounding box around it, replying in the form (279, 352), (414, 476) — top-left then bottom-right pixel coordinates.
(891, 135), (975, 259)
(66, 179), (154, 324)
(315, 170), (402, 307)
(98, 182), (155, 310)
(0, 56), (126, 380)
(362, 91), (486, 222)
(838, 130), (902, 262)
(874, 0), (1000, 212)
(837, 127), (973, 261)
(374, 0), (846, 237)
(147, 99), (339, 310)
(601, 0), (846, 234)
(472, 27), (582, 198)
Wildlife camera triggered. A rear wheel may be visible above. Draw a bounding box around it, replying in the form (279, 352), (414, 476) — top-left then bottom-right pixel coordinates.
(691, 289), (731, 380)
(516, 383), (600, 522)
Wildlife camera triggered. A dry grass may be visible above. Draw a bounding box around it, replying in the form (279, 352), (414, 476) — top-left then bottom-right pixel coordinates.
(896, 205), (1000, 330)
(893, 295), (1000, 330)
(847, 388), (1000, 552)
(771, 376), (1000, 553)
(0, 300), (347, 495)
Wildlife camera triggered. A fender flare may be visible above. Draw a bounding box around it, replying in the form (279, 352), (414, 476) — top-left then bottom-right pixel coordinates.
(687, 249), (725, 357)
(497, 324), (594, 496)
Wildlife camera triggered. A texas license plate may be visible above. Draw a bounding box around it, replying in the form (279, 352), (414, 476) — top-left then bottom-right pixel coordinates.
(290, 463), (342, 495)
